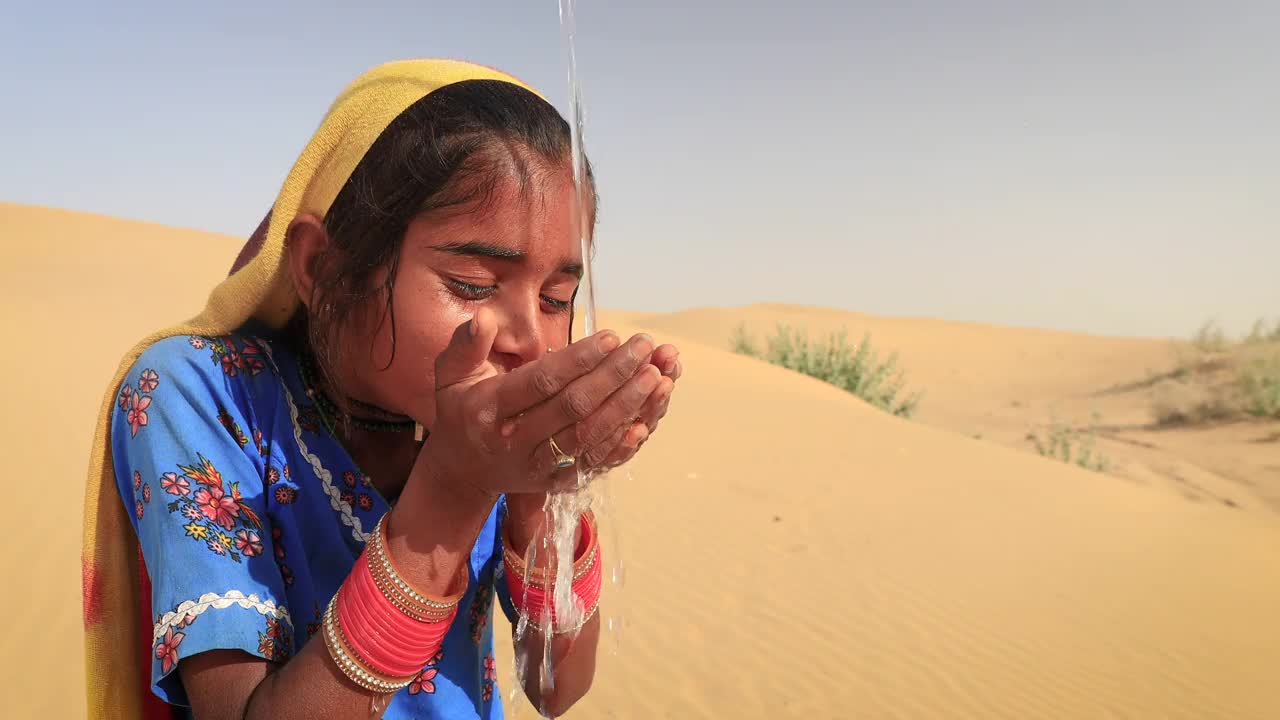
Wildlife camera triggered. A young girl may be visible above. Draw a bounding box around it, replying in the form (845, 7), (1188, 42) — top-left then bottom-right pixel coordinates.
(82, 58), (682, 720)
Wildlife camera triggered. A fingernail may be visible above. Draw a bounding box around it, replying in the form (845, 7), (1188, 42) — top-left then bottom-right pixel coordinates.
(638, 365), (661, 393)
(599, 332), (620, 352)
(631, 424), (650, 446)
(632, 334), (655, 358)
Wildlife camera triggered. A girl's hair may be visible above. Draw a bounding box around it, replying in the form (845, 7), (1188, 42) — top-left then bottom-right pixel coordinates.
(294, 78), (597, 395)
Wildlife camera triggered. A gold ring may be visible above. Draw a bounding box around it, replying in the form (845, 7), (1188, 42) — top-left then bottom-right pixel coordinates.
(548, 437), (576, 470)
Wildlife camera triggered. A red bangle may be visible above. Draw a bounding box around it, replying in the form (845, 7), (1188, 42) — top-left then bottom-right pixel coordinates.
(502, 511), (603, 629)
(341, 560), (450, 659)
(337, 554), (450, 678)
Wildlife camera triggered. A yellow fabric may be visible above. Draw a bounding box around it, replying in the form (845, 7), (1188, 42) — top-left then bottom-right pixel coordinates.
(81, 58), (542, 718)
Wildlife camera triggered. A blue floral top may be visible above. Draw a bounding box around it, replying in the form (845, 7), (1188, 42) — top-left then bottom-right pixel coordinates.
(112, 328), (518, 718)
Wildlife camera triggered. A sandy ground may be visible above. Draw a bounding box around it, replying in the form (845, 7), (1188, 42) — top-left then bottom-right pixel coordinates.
(4, 202), (1278, 719)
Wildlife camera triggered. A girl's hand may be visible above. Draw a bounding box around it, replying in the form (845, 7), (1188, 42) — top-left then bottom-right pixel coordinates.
(412, 308), (662, 499)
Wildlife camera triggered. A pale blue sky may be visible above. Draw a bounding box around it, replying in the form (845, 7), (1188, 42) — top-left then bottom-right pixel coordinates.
(3, 1), (1276, 337)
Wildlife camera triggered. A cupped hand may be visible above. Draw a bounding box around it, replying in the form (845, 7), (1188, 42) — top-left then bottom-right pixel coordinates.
(414, 308), (666, 499)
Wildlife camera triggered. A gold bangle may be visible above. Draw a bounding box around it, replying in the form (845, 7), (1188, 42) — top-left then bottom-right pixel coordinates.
(369, 515), (468, 617)
(321, 595), (414, 693)
(502, 511), (599, 588)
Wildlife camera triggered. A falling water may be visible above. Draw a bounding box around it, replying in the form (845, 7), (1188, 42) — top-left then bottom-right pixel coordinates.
(505, 1), (627, 716)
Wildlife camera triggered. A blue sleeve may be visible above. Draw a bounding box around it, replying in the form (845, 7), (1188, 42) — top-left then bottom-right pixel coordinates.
(493, 498), (522, 627)
(111, 335), (291, 706)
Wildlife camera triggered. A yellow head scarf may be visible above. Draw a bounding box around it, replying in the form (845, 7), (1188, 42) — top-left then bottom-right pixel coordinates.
(80, 58), (542, 718)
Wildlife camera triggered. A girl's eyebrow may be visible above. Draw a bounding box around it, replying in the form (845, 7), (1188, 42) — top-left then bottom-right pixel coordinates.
(434, 241), (582, 278)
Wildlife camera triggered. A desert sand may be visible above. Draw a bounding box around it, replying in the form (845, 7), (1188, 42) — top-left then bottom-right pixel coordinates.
(3, 201), (1277, 719)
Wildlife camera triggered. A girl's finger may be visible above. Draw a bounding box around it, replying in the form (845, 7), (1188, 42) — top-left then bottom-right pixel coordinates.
(637, 377), (674, 431)
(599, 423), (648, 469)
(651, 345), (680, 378)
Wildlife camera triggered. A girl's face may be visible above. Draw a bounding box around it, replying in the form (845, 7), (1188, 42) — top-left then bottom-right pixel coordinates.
(333, 165), (586, 429)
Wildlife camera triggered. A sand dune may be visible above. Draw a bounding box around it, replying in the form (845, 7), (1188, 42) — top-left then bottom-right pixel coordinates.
(4, 203), (1278, 719)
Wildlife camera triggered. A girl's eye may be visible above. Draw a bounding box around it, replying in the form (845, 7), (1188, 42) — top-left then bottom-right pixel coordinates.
(446, 279), (496, 300)
(541, 295), (573, 314)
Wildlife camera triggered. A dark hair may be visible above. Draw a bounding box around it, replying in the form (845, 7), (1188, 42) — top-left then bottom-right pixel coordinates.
(294, 79), (597, 393)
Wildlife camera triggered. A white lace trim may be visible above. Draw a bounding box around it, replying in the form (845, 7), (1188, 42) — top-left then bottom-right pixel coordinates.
(152, 590), (292, 642)
(263, 342), (369, 544)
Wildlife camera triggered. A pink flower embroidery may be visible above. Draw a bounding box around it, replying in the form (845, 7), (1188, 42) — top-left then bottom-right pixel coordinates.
(484, 654), (497, 681)
(189, 336), (206, 350)
(482, 682), (493, 701)
(408, 667), (438, 695)
(138, 368), (160, 393)
(206, 538), (226, 555)
(235, 529), (263, 558)
(221, 352), (242, 377)
(142, 484), (151, 503)
(127, 393), (152, 437)
(133, 471), (142, 491)
(118, 384), (133, 411)
(193, 485), (240, 530)
(135, 501), (144, 519)
(161, 472), (190, 496)
(181, 505), (203, 521)
(155, 626), (185, 673)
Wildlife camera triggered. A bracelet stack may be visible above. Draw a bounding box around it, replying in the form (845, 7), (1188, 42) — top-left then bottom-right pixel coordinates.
(502, 511), (603, 634)
(324, 515), (467, 693)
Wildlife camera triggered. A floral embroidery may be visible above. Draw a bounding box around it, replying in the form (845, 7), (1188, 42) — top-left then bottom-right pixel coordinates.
(306, 603), (322, 639)
(142, 483), (152, 504)
(258, 617), (292, 661)
(164, 454), (263, 562)
(266, 466), (281, 485)
(138, 368), (160, 393)
(297, 404), (323, 434)
(340, 490), (355, 507)
(408, 652), (444, 696)
(483, 653), (497, 681)
(470, 584), (493, 644)
(272, 526), (285, 559)
(409, 667), (438, 695)
(151, 592), (292, 672)
(357, 494), (373, 511)
(217, 406), (251, 448)
(280, 564), (294, 586)
(342, 471), (356, 488)
(133, 471), (142, 491)
(120, 368), (160, 438)
(253, 428), (269, 456)
(274, 486), (298, 504)
(155, 626), (185, 674)
(195, 335), (268, 379)
(136, 501), (144, 520)
(236, 529), (264, 558)
(482, 681), (494, 701)
(161, 472), (190, 496)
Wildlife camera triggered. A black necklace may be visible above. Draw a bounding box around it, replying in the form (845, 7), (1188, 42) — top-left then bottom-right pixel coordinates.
(297, 352), (420, 436)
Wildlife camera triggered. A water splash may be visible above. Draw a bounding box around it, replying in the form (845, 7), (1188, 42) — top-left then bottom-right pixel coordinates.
(502, 3), (628, 715)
